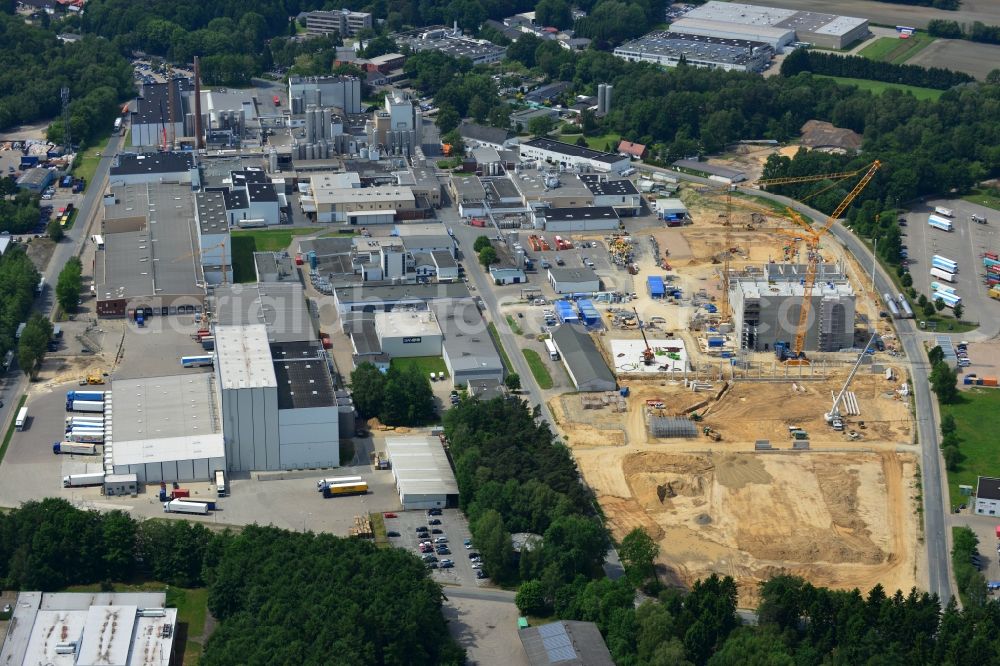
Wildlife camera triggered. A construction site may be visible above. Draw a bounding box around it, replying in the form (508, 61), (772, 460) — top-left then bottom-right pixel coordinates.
(546, 161), (922, 602)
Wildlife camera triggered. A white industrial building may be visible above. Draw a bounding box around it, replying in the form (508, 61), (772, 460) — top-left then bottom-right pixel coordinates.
(384, 435), (460, 510)
(195, 191), (232, 285)
(369, 90), (424, 156)
(109, 152), (199, 187)
(729, 263), (856, 352)
(520, 138), (631, 174)
(432, 299), (506, 387)
(288, 75), (362, 114)
(974, 476), (1000, 516)
(548, 267), (601, 294)
(675, 1), (869, 50)
(654, 198), (688, 217)
(0, 592), (177, 666)
(216, 325), (341, 472)
(375, 310), (443, 357)
(109, 374), (226, 484)
(613, 31), (773, 73)
(581, 175), (642, 216)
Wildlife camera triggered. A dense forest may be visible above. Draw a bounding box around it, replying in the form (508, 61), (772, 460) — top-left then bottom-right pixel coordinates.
(350, 362), (436, 426)
(0, 499), (464, 665)
(780, 48), (973, 89)
(0, 13), (132, 145)
(0, 246), (41, 363)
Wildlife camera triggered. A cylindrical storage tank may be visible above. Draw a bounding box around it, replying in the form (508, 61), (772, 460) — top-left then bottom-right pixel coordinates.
(322, 108), (332, 139)
(268, 150), (278, 173)
(307, 144), (315, 160)
(360, 147), (369, 160)
(184, 113), (195, 136)
(597, 84), (606, 113)
(605, 84), (613, 112)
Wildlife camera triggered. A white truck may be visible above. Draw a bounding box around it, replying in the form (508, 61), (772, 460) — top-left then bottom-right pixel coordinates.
(163, 499), (210, 515)
(52, 441), (98, 455)
(934, 206), (955, 217)
(544, 338), (560, 361)
(62, 472), (105, 487)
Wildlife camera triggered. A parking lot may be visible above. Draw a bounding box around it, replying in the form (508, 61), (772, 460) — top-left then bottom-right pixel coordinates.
(903, 199), (1000, 337)
(953, 512), (1000, 586)
(385, 508), (487, 588)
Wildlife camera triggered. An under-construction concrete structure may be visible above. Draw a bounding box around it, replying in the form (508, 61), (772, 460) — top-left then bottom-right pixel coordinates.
(729, 263), (856, 353)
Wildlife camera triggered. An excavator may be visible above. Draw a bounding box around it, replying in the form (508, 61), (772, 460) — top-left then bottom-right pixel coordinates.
(634, 307), (655, 365)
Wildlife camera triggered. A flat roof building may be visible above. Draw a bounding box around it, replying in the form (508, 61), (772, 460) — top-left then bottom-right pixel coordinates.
(551, 324), (616, 392)
(110, 373), (225, 483)
(520, 138), (631, 174)
(541, 206), (619, 233)
(130, 79), (192, 147)
(520, 620), (615, 666)
(974, 476), (1000, 516)
(614, 31), (773, 73)
(548, 267), (601, 294)
(94, 183), (205, 318)
(384, 435), (460, 510)
(110, 152), (198, 186)
(304, 8), (373, 37)
(375, 310), (443, 358)
(0, 592), (177, 666)
(309, 179), (417, 224)
(334, 282), (471, 313)
(396, 26), (506, 65)
(513, 171), (595, 209)
(678, 1), (868, 50)
(213, 281), (316, 343)
(431, 298), (505, 387)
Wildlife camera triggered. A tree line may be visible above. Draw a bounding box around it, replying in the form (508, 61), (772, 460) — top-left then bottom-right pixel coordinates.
(780, 48), (973, 90)
(881, 0), (959, 7)
(350, 362), (436, 426)
(0, 499), (465, 665)
(0, 247), (41, 365)
(929, 18), (1000, 45)
(0, 13), (133, 146)
(0, 189), (43, 235)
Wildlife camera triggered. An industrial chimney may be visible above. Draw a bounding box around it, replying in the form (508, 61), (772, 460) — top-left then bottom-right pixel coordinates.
(193, 56), (203, 149)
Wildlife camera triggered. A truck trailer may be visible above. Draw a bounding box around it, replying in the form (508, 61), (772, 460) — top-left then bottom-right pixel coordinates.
(928, 215), (954, 232)
(163, 499), (210, 515)
(67, 391), (106, 402)
(932, 255), (958, 272)
(66, 400), (104, 413)
(67, 429), (105, 443)
(883, 293), (900, 318)
(930, 267), (957, 283)
(897, 294), (914, 319)
(53, 441), (98, 455)
(934, 206), (955, 217)
(933, 291), (962, 308)
(931, 281), (957, 295)
(62, 472), (105, 487)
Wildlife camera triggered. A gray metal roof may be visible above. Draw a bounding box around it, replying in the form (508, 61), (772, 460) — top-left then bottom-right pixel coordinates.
(196, 190), (228, 234)
(335, 282), (471, 307)
(432, 298), (504, 375)
(543, 207), (618, 222)
(298, 235), (354, 257)
(111, 151), (194, 177)
(213, 282), (315, 343)
(385, 435), (460, 498)
(580, 175), (639, 196)
(519, 620), (614, 666)
(458, 121), (512, 146)
(131, 79), (192, 125)
(271, 341), (336, 409)
(551, 324), (615, 390)
(547, 267), (600, 284)
(98, 183), (203, 300)
(111, 373), (221, 442)
(254, 251), (298, 282)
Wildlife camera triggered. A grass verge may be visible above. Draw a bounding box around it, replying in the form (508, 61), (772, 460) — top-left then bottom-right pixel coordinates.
(390, 355), (449, 378)
(858, 33), (934, 64)
(0, 394), (27, 465)
(940, 388), (1000, 506)
(522, 349), (553, 389)
(370, 512), (388, 547)
(487, 322), (514, 373)
(72, 133), (115, 188)
(230, 226), (315, 282)
(962, 188), (1000, 212)
(814, 75), (943, 101)
(505, 314), (523, 335)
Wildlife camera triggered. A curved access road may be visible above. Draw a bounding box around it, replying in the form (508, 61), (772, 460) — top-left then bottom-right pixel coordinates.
(643, 164), (952, 604)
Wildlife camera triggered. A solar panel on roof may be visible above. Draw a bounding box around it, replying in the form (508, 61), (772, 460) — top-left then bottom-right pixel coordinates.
(538, 623), (579, 662)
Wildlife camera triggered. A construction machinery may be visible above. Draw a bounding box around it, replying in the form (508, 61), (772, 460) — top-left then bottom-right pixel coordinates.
(172, 239), (229, 285)
(703, 426), (722, 441)
(634, 307), (655, 365)
(755, 160), (882, 364)
(825, 330), (879, 428)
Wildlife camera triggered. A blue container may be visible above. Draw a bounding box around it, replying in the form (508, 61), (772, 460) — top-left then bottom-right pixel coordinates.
(708, 337), (724, 348)
(308, 250), (318, 270)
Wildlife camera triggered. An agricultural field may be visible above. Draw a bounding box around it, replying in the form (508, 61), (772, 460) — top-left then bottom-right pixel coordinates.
(858, 33), (934, 64)
(743, 0), (1000, 30)
(815, 75), (943, 101)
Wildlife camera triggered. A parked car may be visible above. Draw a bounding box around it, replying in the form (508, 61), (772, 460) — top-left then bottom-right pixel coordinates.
(415, 526), (428, 533)
(476, 570), (487, 579)
(387, 531), (400, 537)
(431, 528), (443, 534)
(440, 561), (454, 569)
(429, 519), (441, 525)
(384, 512), (397, 518)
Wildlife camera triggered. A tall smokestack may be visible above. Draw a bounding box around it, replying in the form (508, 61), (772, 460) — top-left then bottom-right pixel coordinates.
(193, 56), (203, 149)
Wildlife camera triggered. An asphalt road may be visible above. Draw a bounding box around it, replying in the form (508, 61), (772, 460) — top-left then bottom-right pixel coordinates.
(441, 207), (626, 581)
(641, 163), (953, 602)
(0, 133), (123, 454)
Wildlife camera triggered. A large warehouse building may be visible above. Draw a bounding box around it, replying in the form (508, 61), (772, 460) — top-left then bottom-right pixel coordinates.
(431, 299), (506, 387)
(0, 592), (177, 666)
(551, 324), (616, 392)
(384, 435), (459, 510)
(614, 31), (773, 73)
(375, 310), (443, 357)
(216, 324), (341, 472)
(673, 2), (869, 50)
(110, 373), (226, 483)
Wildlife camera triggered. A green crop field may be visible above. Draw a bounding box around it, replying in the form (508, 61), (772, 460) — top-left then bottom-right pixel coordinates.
(858, 33), (934, 65)
(815, 75), (943, 101)
(941, 389), (1000, 507)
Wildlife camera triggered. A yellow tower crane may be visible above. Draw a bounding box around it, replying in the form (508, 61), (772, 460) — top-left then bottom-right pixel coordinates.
(754, 160), (882, 364)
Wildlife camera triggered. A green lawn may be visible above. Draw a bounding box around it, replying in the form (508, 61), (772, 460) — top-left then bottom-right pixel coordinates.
(941, 389), (1000, 507)
(858, 33), (934, 64)
(962, 188), (1000, 213)
(230, 227), (315, 282)
(522, 349), (553, 389)
(506, 314), (523, 335)
(72, 133), (115, 188)
(0, 394), (26, 465)
(815, 75), (943, 101)
(487, 322), (514, 373)
(390, 355), (448, 378)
